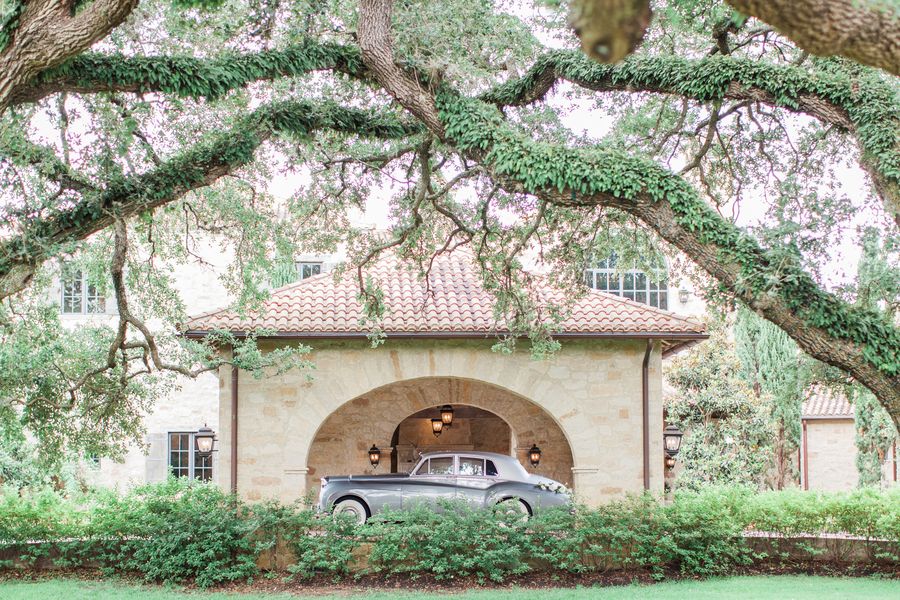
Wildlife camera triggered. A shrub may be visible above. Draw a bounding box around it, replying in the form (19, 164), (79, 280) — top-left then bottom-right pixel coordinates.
(1, 483), (898, 585)
(89, 478), (258, 587)
(367, 501), (531, 582)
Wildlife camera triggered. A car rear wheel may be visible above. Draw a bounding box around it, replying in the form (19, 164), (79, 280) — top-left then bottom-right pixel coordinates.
(332, 498), (368, 524)
(497, 498), (530, 522)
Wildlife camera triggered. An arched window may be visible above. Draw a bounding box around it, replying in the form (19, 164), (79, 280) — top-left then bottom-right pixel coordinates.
(584, 253), (669, 309)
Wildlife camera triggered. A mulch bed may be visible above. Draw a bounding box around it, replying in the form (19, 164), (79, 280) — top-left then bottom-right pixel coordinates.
(1, 562), (897, 595)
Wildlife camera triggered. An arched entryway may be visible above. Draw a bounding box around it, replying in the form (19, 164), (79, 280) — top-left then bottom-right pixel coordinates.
(390, 405), (514, 472)
(305, 376), (575, 492)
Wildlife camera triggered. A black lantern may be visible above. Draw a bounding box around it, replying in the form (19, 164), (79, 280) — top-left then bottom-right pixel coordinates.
(663, 425), (683, 458)
(528, 444), (542, 467)
(368, 444), (381, 468)
(195, 424), (215, 457)
(431, 418), (444, 437)
(440, 404), (454, 427)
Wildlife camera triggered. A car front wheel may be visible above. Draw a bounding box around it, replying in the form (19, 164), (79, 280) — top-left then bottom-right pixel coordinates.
(497, 498), (530, 522)
(332, 498), (368, 524)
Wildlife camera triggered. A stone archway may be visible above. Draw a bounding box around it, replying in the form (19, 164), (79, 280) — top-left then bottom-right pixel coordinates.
(305, 376), (575, 492)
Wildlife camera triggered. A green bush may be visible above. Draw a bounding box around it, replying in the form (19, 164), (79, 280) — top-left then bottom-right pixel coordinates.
(366, 501), (531, 582)
(0, 483), (897, 585)
(89, 479), (258, 587)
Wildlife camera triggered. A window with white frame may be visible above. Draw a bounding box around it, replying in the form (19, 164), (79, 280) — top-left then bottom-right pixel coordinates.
(296, 261), (322, 280)
(60, 269), (107, 314)
(168, 432), (213, 481)
(584, 253), (669, 309)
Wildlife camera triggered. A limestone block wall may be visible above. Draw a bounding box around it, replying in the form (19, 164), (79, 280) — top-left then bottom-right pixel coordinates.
(803, 419), (897, 491)
(219, 338), (665, 506)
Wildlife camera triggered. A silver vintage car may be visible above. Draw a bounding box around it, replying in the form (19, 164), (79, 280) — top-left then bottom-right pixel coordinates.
(317, 451), (571, 523)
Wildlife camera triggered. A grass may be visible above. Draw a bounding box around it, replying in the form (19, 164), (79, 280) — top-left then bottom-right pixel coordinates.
(0, 576), (897, 599)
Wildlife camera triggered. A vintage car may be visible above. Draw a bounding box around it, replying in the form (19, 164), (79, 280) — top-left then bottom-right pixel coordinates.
(317, 451), (571, 523)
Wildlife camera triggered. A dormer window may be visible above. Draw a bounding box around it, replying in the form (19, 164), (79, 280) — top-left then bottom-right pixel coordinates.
(585, 254), (668, 309)
(60, 269), (107, 314)
(296, 261), (322, 280)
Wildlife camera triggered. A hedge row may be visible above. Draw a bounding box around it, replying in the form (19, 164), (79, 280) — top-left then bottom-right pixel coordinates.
(1, 480), (897, 586)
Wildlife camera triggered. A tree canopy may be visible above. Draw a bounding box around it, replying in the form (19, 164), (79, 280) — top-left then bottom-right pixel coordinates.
(0, 0), (898, 456)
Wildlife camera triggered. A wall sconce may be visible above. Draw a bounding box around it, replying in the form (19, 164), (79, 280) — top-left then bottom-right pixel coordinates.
(431, 418), (444, 437)
(368, 444), (381, 468)
(440, 404), (454, 427)
(663, 425), (683, 467)
(678, 287), (690, 303)
(528, 444), (542, 467)
(195, 424), (215, 457)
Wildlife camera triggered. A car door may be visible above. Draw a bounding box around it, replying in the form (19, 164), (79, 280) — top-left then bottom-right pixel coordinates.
(401, 455), (458, 510)
(455, 456), (500, 507)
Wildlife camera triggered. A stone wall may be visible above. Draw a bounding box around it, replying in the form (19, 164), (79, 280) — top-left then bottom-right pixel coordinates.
(218, 337), (665, 506)
(803, 419), (897, 491)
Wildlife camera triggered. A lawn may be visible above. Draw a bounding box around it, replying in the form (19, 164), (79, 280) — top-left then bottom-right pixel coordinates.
(0, 576), (897, 599)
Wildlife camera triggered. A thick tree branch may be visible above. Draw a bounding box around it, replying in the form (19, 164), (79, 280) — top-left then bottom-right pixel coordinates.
(480, 50), (900, 227)
(7, 40), (367, 107)
(725, 0), (900, 77)
(356, 0), (900, 424)
(437, 92), (900, 425)
(0, 100), (419, 297)
(0, 0), (139, 113)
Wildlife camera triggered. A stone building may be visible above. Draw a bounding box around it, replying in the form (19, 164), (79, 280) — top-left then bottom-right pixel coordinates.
(801, 394), (897, 491)
(182, 251), (707, 505)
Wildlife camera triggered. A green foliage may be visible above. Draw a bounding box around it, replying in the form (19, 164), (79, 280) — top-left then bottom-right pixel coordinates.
(438, 82), (900, 380)
(3, 483), (897, 583)
(852, 389), (896, 487)
(90, 479), (258, 587)
(366, 502), (531, 583)
(38, 41), (364, 102)
(734, 306), (803, 488)
(0, 0), (23, 53)
(665, 325), (775, 490)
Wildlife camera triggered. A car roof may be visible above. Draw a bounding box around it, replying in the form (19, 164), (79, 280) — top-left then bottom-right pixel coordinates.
(419, 451), (513, 460)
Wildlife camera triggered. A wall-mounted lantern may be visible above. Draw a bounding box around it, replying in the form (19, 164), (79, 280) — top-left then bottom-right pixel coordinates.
(678, 287), (691, 304)
(663, 425), (683, 466)
(368, 444), (381, 468)
(440, 404), (454, 427)
(195, 424), (216, 457)
(431, 418), (444, 437)
(528, 444), (542, 467)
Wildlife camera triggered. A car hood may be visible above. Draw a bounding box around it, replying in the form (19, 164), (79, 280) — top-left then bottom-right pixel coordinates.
(323, 473), (411, 483)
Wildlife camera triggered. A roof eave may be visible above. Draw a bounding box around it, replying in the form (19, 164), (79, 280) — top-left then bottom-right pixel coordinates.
(182, 329), (709, 342)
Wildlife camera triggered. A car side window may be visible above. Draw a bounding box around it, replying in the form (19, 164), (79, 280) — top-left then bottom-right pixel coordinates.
(485, 460), (498, 477)
(458, 457), (485, 476)
(428, 457), (455, 475)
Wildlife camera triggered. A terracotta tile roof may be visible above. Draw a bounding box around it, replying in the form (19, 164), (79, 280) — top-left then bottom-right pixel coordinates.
(802, 391), (854, 419)
(185, 251), (705, 347)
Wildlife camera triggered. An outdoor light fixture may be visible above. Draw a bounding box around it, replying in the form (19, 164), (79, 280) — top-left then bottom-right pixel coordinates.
(195, 424), (215, 457)
(368, 444), (381, 468)
(440, 404), (454, 426)
(678, 287), (690, 303)
(528, 444), (542, 467)
(663, 425), (683, 458)
(431, 418), (444, 437)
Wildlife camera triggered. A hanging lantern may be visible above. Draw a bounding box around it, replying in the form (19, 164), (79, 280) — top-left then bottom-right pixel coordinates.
(528, 444), (542, 467)
(663, 425), (684, 458)
(194, 424), (215, 457)
(440, 404), (454, 426)
(368, 444), (381, 468)
(431, 418), (443, 437)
